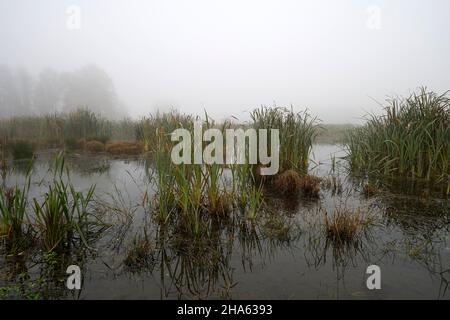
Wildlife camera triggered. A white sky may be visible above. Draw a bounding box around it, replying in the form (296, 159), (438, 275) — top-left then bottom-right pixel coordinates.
(1, 0), (450, 123)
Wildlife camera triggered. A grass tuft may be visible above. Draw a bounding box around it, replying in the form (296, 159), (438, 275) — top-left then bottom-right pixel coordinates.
(346, 87), (449, 181)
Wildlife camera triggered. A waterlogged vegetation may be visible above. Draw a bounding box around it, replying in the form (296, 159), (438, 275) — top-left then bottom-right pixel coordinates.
(0, 88), (449, 299)
(346, 88), (449, 182)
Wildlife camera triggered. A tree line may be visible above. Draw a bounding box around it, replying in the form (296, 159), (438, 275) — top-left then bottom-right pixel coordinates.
(0, 64), (125, 118)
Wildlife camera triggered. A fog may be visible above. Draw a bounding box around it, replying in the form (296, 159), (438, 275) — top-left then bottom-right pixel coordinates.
(1, 0), (450, 123)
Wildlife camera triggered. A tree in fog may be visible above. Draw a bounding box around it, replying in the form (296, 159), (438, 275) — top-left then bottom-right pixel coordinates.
(62, 65), (122, 117)
(0, 64), (125, 118)
(34, 68), (63, 114)
(14, 68), (34, 114)
(0, 65), (15, 117)
(0, 66), (34, 117)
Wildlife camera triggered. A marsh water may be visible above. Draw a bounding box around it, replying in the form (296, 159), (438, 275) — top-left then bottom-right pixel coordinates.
(1, 144), (449, 300)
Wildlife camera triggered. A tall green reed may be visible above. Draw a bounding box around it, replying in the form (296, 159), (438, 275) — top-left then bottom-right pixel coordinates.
(0, 173), (31, 253)
(250, 106), (319, 173)
(33, 154), (99, 252)
(346, 88), (449, 181)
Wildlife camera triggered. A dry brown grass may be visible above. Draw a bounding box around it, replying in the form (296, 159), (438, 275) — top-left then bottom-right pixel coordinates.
(324, 206), (371, 244)
(105, 141), (144, 155)
(362, 183), (378, 197)
(300, 175), (321, 198)
(85, 140), (105, 153)
(273, 169), (302, 196)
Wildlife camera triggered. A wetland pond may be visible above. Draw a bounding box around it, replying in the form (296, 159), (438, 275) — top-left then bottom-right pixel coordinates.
(1, 144), (449, 300)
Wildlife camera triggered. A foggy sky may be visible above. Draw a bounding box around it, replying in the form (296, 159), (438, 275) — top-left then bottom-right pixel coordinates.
(1, 0), (450, 123)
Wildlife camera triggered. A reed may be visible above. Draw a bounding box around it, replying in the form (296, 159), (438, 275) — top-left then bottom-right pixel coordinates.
(33, 154), (100, 252)
(147, 112), (234, 236)
(0, 176), (31, 253)
(273, 169), (302, 197)
(124, 233), (154, 270)
(246, 185), (263, 220)
(8, 140), (34, 160)
(346, 88), (449, 181)
(0, 108), (124, 150)
(324, 206), (372, 244)
(250, 106), (320, 173)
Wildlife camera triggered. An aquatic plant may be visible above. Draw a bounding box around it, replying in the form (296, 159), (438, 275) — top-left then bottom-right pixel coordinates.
(0, 108), (117, 150)
(250, 106), (320, 173)
(324, 206), (372, 244)
(273, 169), (302, 197)
(33, 155), (101, 252)
(246, 185), (263, 220)
(85, 140), (105, 153)
(8, 140), (34, 160)
(300, 175), (322, 198)
(321, 175), (343, 195)
(346, 87), (449, 181)
(63, 107), (112, 143)
(124, 234), (154, 270)
(0, 179), (31, 253)
(362, 183), (378, 197)
(105, 141), (143, 155)
(153, 142), (175, 224)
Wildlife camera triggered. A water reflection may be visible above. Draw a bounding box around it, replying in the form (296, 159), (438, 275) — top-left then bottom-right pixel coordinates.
(1, 147), (450, 299)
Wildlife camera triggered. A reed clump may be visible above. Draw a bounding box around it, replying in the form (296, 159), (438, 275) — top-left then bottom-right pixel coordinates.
(0, 183), (31, 253)
(8, 140), (34, 160)
(300, 175), (321, 198)
(250, 106), (320, 173)
(346, 87), (449, 181)
(32, 155), (102, 253)
(324, 206), (372, 244)
(124, 235), (154, 270)
(105, 141), (143, 155)
(362, 183), (378, 197)
(0, 108), (114, 151)
(85, 140), (105, 153)
(273, 169), (302, 197)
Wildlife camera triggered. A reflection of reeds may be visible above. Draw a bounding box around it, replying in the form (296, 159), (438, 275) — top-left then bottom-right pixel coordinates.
(155, 226), (235, 299)
(321, 175), (343, 195)
(124, 233), (154, 271)
(262, 214), (293, 242)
